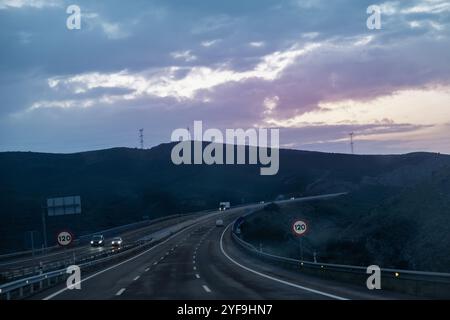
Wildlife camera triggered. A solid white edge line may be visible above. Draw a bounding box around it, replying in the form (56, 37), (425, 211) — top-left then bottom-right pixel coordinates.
(42, 215), (217, 300)
(202, 285), (211, 293)
(219, 222), (349, 301)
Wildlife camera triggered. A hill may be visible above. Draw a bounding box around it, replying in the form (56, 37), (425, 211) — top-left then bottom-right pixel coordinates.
(0, 142), (449, 253)
(240, 165), (450, 272)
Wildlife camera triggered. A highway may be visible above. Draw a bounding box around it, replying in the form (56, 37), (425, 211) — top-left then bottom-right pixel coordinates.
(28, 198), (418, 300)
(0, 213), (203, 280)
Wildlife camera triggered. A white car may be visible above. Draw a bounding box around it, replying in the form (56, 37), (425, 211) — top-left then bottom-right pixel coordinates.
(215, 219), (224, 227)
(290, 197), (295, 200)
(111, 237), (123, 247)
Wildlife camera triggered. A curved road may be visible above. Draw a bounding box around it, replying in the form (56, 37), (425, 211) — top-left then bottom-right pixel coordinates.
(31, 205), (417, 300)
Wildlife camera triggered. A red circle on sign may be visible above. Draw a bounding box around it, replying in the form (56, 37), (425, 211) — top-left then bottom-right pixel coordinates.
(291, 219), (309, 237)
(56, 230), (74, 246)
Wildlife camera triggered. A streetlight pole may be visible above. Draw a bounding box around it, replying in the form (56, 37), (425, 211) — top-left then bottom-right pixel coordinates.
(41, 206), (48, 250)
(30, 231), (35, 257)
(300, 238), (304, 261)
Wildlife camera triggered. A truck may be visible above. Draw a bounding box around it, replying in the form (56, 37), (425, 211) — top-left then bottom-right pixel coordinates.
(219, 202), (231, 211)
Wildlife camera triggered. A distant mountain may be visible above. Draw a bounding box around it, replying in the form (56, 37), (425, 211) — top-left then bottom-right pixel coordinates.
(1, 142), (449, 253)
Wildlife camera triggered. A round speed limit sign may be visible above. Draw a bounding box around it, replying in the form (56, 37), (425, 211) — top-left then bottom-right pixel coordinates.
(292, 220), (308, 237)
(57, 230), (74, 246)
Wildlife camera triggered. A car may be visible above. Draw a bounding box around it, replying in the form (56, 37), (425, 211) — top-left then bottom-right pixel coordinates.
(290, 197), (295, 200)
(259, 201), (265, 204)
(215, 219), (224, 227)
(90, 234), (104, 247)
(111, 237), (123, 247)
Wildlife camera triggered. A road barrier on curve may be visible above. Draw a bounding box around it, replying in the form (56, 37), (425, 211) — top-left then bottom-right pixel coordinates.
(0, 210), (211, 262)
(0, 208), (225, 300)
(232, 217), (450, 299)
(0, 211), (213, 283)
(0, 238), (160, 300)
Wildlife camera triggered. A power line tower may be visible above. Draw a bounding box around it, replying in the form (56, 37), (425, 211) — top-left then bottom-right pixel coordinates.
(349, 132), (355, 154)
(139, 129), (144, 149)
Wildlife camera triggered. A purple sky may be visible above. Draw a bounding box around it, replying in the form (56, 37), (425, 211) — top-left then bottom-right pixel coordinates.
(0, 0), (449, 154)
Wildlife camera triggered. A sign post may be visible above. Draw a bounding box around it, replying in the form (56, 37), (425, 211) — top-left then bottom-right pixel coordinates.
(41, 206), (48, 249)
(292, 219), (308, 262)
(43, 196), (81, 249)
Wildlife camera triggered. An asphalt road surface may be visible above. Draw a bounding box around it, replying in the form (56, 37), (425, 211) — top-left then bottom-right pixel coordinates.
(0, 214), (202, 275)
(31, 204), (418, 300)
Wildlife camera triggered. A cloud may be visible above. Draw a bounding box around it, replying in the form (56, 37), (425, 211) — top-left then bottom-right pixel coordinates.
(402, 1), (450, 14)
(1, 0), (450, 154)
(263, 96), (279, 115)
(171, 50), (198, 62)
(28, 41), (320, 109)
(249, 41), (265, 47)
(82, 11), (131, 40)
(0, 0), (62, 10)
(100, 22), (129, 40)
(201, 39), (220, 47)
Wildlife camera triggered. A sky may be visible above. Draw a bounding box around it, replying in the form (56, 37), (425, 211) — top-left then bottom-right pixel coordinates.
(0, 0), (449, 154)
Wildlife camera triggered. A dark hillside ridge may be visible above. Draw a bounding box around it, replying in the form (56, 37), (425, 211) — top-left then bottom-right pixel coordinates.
(0, 142), (448, 253)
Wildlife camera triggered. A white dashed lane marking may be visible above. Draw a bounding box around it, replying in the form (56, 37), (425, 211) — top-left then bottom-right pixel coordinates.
(116, 288), (126, 296)
(133, 276), (140, 281)
(202, 285), (211, 293)
(195, 274), (200, 279)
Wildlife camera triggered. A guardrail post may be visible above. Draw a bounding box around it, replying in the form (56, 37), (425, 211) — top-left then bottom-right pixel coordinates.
(30, 283), (34, 294)
(19, 286), (23, 298)
(6, 291), (11, 300)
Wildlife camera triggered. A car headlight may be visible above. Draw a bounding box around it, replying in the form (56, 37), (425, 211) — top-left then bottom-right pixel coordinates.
(90, 241), (93, 244)
(99, 240), (103, 243)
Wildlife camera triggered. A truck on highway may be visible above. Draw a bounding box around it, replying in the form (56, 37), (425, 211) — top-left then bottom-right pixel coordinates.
(219, 202), (231, 211)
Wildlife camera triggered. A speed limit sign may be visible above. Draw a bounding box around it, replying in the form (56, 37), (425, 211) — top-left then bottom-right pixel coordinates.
(292, 220), (308, 237)
(57, 230), (74, 246)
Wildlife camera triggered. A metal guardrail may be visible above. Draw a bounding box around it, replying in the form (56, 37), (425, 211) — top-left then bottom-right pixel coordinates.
(232, 217), (450, 298)
(0, 209), (213, 261)
(232, 232), (450, 282)
(0, 211), (210, 283)
(0, 240), (153, 300)
(0, 208), (225, 300)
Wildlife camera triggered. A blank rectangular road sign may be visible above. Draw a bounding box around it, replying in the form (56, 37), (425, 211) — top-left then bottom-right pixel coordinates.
(47, 196), (81, 216)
